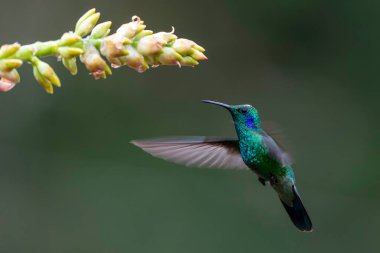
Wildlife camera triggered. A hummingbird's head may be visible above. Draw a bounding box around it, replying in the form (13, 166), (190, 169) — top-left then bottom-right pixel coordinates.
(202, 100), (261, 130)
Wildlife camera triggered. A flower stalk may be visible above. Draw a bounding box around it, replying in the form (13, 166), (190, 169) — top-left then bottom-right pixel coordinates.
(0, 8), (207, 94)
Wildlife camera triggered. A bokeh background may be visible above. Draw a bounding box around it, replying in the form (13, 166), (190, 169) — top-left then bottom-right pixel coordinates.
(0, 0), (379, 252)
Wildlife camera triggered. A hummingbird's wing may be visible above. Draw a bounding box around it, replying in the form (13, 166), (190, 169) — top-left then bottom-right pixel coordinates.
(262, 121), (294, 161)
(131, 136), (250, 170)
(261, 132), (292, 167)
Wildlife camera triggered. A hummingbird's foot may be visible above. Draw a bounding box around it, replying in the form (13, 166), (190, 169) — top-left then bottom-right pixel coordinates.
(258, 177), (266, 186)
(269, 175), (278, 185)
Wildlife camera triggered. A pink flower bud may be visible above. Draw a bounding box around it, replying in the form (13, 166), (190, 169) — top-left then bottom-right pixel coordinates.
(158, 47), (182, 65)
(191, 50), (208, 60)
(80, 44), (112, 79)
(172, 39), (206, 60)
(100, 34), (130, 64)
(119, 45), (148, 73)
(172, 39), (195, 55)
(193, 43), (205, 52)
(153, 32), (177, 44)
(116, 18), (146, 38)
(137, 35), (164, 56)
(0, 69), (20, 84)
(0, 78), (16, 92)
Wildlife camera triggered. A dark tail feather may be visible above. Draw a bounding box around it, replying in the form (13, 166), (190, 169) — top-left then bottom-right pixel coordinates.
(280, 186), (313, 232)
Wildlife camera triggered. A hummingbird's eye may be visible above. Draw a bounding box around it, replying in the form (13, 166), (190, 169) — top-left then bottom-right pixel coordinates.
(240, 108), (248, 114)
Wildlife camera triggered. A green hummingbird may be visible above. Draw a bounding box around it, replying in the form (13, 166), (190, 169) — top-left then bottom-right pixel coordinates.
(132, 100), (312, 231)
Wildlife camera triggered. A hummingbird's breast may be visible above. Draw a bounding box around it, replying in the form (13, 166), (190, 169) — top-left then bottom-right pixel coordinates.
(238, 131), (283, 179)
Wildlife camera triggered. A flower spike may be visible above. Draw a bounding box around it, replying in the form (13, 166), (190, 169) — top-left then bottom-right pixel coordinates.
(0, 8), (207, 93)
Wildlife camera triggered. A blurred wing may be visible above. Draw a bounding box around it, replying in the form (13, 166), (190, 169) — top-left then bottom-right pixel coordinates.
(262, 132), (292, 167)
(131, 136), (249, 170)
(262, 120), (295, 160)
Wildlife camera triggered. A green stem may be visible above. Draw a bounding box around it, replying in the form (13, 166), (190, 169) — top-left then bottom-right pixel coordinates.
(1, 40), (86, 62)
(87, 38), (102, 50)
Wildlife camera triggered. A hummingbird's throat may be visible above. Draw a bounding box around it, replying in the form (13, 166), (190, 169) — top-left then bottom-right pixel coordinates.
(245, 116), (257, 129)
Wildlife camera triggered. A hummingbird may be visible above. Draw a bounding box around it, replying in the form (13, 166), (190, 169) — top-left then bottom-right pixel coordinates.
(131, 100), (312, 232)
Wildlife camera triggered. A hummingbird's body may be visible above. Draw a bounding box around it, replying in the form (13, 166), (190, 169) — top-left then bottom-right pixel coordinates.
(237, 127), (285, 179)
(132, 100), (312, 231)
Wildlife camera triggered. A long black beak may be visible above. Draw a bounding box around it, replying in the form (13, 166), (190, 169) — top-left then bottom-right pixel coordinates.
(202, 100), (231, 110)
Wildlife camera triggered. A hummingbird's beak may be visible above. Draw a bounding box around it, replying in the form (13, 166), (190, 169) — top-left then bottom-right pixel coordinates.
(202, 100), (231, 110)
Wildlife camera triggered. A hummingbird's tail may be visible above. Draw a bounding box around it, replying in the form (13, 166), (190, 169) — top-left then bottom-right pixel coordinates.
(277, 184), (313, 232)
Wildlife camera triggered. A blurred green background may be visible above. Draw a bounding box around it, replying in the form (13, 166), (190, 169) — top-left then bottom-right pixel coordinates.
(0, 0), (379, 252)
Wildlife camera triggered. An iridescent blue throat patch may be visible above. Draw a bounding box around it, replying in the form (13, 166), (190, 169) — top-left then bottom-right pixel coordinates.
(245, 116), (256, 129)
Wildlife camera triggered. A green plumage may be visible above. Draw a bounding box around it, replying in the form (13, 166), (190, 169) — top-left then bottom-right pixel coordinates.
(132, 100), (312, 231)
(239, 130), (286, 177)
(229, 104), (289, 179)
